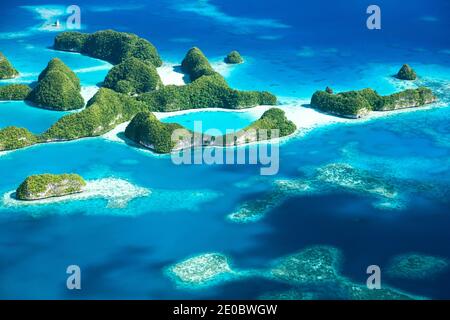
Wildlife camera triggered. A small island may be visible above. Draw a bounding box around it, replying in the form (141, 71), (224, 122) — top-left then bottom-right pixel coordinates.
(53, 29), (162, 67)
(181, 47), (217, 81)
(15, 173), (86, 201)
(0, 126), (38, 151)
(27, 58), (84, 111)
(224, 50), (244, 64)
(0, 84), (32, 101)
(103, 57), (162, 95)
(311, 87), (435, 118)
(0, 52), (19, 79)
(124, 111), (187, 153)
(38, 46), (277, 143)
(124, 108), (296, 153)
(396, 64), (417, 80)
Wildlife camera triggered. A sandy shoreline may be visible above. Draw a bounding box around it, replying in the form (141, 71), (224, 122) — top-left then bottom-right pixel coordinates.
(157, 62), (186, 86)
(101, 99), (446, 150)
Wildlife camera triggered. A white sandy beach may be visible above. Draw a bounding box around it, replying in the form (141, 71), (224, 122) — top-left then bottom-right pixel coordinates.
(80, 86), (100, 104)
(157, 63), (187, 86)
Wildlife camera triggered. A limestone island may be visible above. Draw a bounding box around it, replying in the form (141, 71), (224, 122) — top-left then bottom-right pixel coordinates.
(0, 84), (32, 101)
(103, 57), (162, 95)
(124, 108), (296, 153)
(0, 52), (19, 79)
(15, 173), (86, 201)
(53, 30), (162, 67)
(396, 64), (417, 80)
(0, 42), (278, 152)
(27, 58), (84, 111)
(224, 50), (244, 64)
(0, 126), (38, 151)
(311, 86), (435, 118)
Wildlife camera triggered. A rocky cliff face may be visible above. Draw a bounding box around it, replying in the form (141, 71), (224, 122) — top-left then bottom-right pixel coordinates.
(0, 52), (19, 79)
(16, 174), (86, 200)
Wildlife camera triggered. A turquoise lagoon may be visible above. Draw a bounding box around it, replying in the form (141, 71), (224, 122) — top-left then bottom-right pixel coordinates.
(0, 0), (449, 299)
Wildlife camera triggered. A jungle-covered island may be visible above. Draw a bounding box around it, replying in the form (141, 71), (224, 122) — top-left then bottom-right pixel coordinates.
(26, 58), (84, 111)
(53, 30), (162, 67)
(0, 84), (31, 100)
(311, 87), (435, 118)
(224, 50), (244, 64)
(103, 57), (162, 95)
(0, 126), (38, 151)
(396, 64), (417, 80)
(0, 29), (438, 153)
(0, 52), (19, 79)
(15, 173), (86, 201)
(125, 108), (296, 154)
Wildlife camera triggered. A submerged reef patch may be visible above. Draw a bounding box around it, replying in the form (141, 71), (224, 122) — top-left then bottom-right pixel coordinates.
(268, 246), (342, 284)
(166, 253), (238, 288)
(167, 246), (424, 299)
(227, 162), (402, 223)
(387, 253), (449, 280)
(315, 163), (397, 199)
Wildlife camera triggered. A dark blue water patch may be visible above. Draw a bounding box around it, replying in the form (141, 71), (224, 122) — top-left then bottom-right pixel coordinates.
(249, 193), (450, 299)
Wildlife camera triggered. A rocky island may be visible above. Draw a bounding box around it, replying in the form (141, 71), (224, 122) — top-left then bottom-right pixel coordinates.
(53, 30), (162, 67)
(124, 108), (296, 153)
(138, 47), (276, 111)
(36, 46), (276, 143)
(396, 64), (417, 80)
(0, 52), (19, 79)
(125, 111), (187, 153)
(27, 58), (84, 111)
(224, 50), (244, 64)
(311, 87), (435, 118)
(15, 173), (86, 200)
(103, 57), (162, 95)
(0, 84), (32, 101)
(0, 126), (38, 151)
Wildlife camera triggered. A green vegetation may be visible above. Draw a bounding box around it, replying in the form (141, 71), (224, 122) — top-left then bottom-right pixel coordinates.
(15, 173), (86, 200)
(0, 126), (38, 151)
(0, 52), (19, 79)
(138, 73), (276, 111)
(3, 41), (275, 151)
(125, 108), (295, 154)
(37, 58), (80, 89)
(224, 50), (244, 64)
(311, 87), (435, 118)
(243, 108), (296, 138)
(139, 47), (275, 111)
(396, 64), (417, 80)
(125, 111), (186, 153)
(43, 88), (148, 140)
(0, 84), (32, 100)
(27, 58), (84, 111)
(181, 47), (217, 81)
(381, 87), (435, 111)
(103, 57), (162, 95)
(54, 30), (162, 67)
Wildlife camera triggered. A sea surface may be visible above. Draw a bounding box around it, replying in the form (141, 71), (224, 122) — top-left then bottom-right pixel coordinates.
(0, 0), (449, 299)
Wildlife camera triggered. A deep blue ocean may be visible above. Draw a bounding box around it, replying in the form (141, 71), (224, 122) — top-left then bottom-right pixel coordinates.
(0, 0), (449, 299)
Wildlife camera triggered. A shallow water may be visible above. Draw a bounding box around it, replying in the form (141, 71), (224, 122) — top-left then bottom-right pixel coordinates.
(0, 0), (449, 299)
